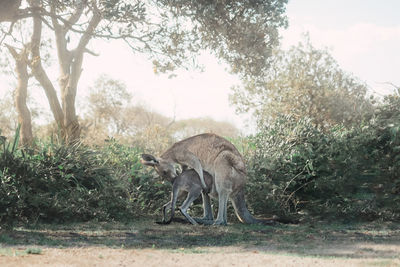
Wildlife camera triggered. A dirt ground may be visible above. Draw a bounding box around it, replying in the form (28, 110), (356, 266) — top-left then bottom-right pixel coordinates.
(1, 245), (400, 267)
(1, 219), (400, 266)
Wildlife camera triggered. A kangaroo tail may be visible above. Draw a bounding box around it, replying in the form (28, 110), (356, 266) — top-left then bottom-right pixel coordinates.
(231, 189), (297, 225)
(231, 189), (271, 224)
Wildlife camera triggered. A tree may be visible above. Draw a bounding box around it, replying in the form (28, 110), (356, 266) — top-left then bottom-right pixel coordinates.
(82, 75), (240, 150)
(0, 92), (18, 139)
(172, 117), (239, 140)
(4, 45), (33, 146)
(0, 87), (41, 142)
(86, 75), (132, 135)
(1, 0), (288, 144)
(82, 75), (174, 149)
(231, 36), (373, 129)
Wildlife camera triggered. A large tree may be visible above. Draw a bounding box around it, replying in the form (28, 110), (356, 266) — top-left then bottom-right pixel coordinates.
(231, 36), (373, 129)
(1, 0), (288, 144)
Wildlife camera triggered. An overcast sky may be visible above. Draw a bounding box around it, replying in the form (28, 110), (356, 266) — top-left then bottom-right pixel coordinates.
(1, 0), (399, 133)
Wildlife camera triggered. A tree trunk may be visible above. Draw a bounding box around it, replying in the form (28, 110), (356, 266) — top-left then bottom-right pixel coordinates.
(63, 82), (81, 143)
(6, 46), (33, 147)
(15, 55), (33, 147)
(29, 0), (100, 144)
(53, 8), (101, 144)
(29, 1), (66, 141)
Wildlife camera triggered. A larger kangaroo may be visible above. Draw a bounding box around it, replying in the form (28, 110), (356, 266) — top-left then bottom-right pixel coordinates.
(141, 133), (270, 225)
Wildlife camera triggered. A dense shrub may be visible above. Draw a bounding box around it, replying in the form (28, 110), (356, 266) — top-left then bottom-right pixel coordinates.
(99, 139), (171, 216)
(1, 91), (399, 225)
(0, 137), (129, 224)
(245, 92), (400, 221)
(0, 135), (172, 225)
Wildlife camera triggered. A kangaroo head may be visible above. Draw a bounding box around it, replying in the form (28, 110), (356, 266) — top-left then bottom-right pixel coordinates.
(141, 154), (178, 181)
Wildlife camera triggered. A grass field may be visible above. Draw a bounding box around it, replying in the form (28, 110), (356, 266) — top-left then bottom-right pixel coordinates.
(1, 218), (400, 266)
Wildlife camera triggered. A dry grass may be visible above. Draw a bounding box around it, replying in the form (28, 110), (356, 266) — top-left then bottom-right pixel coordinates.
(1, 218), (400, 266)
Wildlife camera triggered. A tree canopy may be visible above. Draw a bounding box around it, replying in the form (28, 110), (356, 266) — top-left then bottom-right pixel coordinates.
(230, 36), (373, 129)
(0, 0), (288, 144)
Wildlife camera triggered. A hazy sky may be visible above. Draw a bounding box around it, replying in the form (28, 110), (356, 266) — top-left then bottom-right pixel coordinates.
(1, 1), (399, 133)
(282, 0), (400, 96)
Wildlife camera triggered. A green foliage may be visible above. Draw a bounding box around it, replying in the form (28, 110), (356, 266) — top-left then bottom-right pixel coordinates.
(0, 134), (173, 225)
(1, 91), (399, 225)
(245, 92), (400, 221)
(0, 137), (130, 224)
(231, 35), (373, 129)
(158, 0), (289, 78)
(99, 138), (171, 216)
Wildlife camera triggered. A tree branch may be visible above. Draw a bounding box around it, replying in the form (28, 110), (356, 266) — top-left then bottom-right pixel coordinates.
(4, 43), (20, 59)
(71, 6), (102, 76)
(66, 0), (85, 27)
(84, 48), (99, 56)
(0, 21), (15, 46)
(28, 0), (64, 128)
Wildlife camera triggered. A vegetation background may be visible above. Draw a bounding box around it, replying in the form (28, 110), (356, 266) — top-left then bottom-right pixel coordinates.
(0, 0), (399, 227)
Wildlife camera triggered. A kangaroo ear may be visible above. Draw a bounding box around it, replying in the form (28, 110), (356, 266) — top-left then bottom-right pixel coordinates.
(141, 154), (160, 166)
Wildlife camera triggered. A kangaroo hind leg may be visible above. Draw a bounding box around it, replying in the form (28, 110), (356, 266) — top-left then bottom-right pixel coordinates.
(214, 188), (229, 226)
(179, 189), (202, 225)
(159, 201), (172, 224)
(194, 192), (214, 225)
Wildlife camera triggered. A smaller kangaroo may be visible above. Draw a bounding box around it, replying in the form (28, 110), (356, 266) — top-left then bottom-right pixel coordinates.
(160, 169), (214, 225)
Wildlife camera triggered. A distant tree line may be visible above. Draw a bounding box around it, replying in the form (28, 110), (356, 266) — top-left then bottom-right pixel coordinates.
(0, 74), (239, 153)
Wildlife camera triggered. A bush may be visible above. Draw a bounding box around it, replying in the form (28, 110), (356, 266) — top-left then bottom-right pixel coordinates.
(1, 91), (399, 225)
(0, 134), (174, 225)
(0, 136), (131, 224)
(99, 139), (171, 216)
(246, 92), (400, 222)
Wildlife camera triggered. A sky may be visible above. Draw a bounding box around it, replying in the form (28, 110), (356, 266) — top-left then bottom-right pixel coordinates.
(1, 0), (399, 133)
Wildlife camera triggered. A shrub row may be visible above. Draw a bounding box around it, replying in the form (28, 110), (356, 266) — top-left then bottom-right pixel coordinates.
(0, 136), (170, 225)
(245, 93), (400, 221)
(1, 93), (399, 224)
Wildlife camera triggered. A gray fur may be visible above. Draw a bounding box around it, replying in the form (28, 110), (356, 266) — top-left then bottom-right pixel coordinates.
(161, 169), (213, 225)
(141, 133), (264, 225)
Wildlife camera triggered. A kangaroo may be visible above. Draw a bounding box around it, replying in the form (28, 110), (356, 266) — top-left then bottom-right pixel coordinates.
(141, 133), (273, 225)
(159, 169), (214, 225)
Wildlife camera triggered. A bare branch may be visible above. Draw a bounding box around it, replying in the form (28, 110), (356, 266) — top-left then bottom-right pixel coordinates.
(67, 3), (102, 93)
(84, 48), (99, 56)
(0, 21), (15, 46)
(50, 5), (63, 33)
(66, 0), (85, 27)
(74, 11), (101, 56)
(4, 43), (19, 59)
